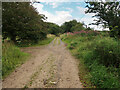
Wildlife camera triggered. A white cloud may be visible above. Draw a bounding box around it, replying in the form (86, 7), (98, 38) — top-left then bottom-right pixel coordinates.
(76, 6), (103, 30)
(77, 6), (85, 14)
(54, 11), (73, 25)
(33, 3), (44, 12)
(76, 6), (109, 30)
(32, 3), (73, 25)
(79, 16), (109, 31)
(32, 3), (109, 31)
(49, 2), (59, 8)
(66, 8), (73, 13)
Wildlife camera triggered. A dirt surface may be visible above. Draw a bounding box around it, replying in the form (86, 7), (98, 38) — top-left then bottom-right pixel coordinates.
(2, 37), (83, 88)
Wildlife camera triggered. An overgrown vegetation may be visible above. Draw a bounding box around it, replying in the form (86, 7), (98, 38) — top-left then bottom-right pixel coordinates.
(2, 2), (56, 78)
(60, 2), (120, 88)
(61, 31), (120, 88)
(2, 2), (120, 88)
(2, 41), (29, 78)
(2, 36), (54, 79)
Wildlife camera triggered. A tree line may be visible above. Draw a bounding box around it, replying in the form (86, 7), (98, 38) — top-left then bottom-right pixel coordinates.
(2, 2), (120, 44)
(2, 2), (86, 44)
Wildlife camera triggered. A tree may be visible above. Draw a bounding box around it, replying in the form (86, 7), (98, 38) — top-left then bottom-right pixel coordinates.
(47, 22), (62, 36)
(61, 20), (78, 33)
(2, 2), (47, 43)
(85, 2), (120, 38)
(71, 22), (85, 32)
(61, 20), (85, 33)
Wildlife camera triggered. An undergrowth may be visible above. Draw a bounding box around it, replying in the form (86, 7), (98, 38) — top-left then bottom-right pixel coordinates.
(61, 32), (120, 88)
(2, 41), (29, 79)
(2, 36), (55, 79)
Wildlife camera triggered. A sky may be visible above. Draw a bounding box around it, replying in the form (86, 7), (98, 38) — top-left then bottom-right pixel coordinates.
(32, 1), (109, 31)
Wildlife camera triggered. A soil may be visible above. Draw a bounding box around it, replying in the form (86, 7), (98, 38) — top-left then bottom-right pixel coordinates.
(2, 37), (83, 88)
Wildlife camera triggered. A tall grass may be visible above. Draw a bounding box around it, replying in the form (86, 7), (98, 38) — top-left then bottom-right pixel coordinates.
(2, 36), (55, 79)
(62, 31), (120, 88)
(2, 41), (29, 78)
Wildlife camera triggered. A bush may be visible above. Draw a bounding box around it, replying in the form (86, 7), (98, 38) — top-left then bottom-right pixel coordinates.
(68, 41), (78, 50)
(92, 37), (120, 67)
(90, 63), (120, 88)
(62, 33), (120, 88)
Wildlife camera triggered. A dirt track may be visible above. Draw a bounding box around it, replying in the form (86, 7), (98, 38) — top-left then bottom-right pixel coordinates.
(2, 37), (83, 88)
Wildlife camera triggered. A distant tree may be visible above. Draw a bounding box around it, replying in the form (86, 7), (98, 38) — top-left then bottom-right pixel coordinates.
(47, 22), (62, 36)
(86, 27), (93, 31)
(61, 20), (86, 33)
(61, 20), (78, 33)
(71, 22), (85, 32)
(85, 2), (120, 38)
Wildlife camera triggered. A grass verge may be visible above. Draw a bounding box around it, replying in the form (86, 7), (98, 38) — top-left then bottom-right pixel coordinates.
(2, 41), (29, 79)
(2, 36), (55, 79)
(61, 32), (120, 88)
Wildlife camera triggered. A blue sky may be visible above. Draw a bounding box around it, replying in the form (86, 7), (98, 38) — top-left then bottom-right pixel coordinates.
(32, 1), (109, 30)
(42, 2), (86, 18)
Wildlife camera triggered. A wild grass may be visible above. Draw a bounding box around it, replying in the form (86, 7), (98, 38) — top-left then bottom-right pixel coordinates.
(62, 31), (120, 88)
(58, 37), (60, 45)
(53, 37), (58, 46)
(2, 36), (55, 79)
(2, 41), (29, 79)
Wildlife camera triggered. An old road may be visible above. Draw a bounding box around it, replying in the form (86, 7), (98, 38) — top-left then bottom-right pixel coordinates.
(3, 37), (83, 88)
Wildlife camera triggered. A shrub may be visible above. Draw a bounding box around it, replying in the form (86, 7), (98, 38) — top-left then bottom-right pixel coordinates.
(62, 33), (120, 88)
(68, 41), (78, 50)
(90, 63), (120, 88)
(92, 37), (120, 67)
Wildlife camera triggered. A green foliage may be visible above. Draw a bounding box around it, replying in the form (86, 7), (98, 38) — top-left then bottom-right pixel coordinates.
(62, 32), (120, 88)
(2, 36), (54, 78)
(90, 63), (120, 88)
(2, 41), (29, 78)
(85, 27), (93, 31)
(61, 19), (85, 33)
(47, 22), (63, 36)
(71, 23), (85, 32)
(61, 20), (77, 32)
(68, 41), (78, 50)
(2, 2), (47, 43)
(110, 26), (119, 38)
(33, 37), (55, 46)
(92, 37), (120, 67)
(86, 2), (120, 38)
(17, 36), (55, 47)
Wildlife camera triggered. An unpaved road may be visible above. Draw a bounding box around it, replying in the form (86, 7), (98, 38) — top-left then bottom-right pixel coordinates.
(3, 37), (83, 88)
